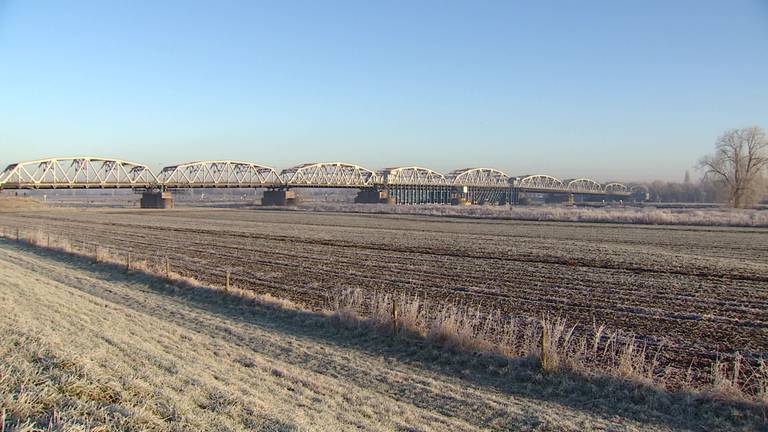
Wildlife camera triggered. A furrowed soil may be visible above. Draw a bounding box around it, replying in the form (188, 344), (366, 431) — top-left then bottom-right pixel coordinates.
(1, 208), (766, 382)
(1, 241), (765, 431)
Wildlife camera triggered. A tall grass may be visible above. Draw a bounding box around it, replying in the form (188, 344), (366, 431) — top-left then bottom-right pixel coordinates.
(328, 289), (768, 407)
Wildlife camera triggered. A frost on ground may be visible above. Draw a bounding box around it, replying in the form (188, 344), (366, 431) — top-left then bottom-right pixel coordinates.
(0, 242), (765, 432)
(0, 196), (46, 211)
(288, 203), (768, 227)
(1, 208), (766, 384)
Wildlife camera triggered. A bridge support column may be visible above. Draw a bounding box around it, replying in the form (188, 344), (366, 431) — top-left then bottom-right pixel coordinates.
(262, 189), (299, 206)
(354, 188), (392, 204)
(498, 191), (508, 205)
(510, 188), (520, 205)
(140, 191), (174, 209)
(451, 186), (470, 205)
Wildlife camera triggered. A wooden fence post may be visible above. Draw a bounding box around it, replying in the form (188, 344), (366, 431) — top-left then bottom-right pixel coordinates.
(126, 252), (131, 271)
(165, 256), (170, 278)
(15, 228), (19, 242)
(47, 233), (50, 248)
(225, 270), (231, 291)
(541, 323), (550, 371)
(392, 300), (398, 336)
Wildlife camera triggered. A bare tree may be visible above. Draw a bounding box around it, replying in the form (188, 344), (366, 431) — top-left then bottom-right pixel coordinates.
(699, 126), (768, 207)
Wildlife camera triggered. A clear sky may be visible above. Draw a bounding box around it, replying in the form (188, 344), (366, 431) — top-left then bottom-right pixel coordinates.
(1, 1), (766, 182)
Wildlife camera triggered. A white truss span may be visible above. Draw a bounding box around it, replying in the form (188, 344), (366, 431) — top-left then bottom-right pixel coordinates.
(604, 182), (629, 194)
(380, 167), (447, 185)
(565, 178), (603, 193)
(280, 162), (377, 187)
(448, 168), (509, 187)
(158, 161), (280, 188)
(514, 174), (565, 191)
(0, 157), (157, 189)
(0, 156), (634, 197)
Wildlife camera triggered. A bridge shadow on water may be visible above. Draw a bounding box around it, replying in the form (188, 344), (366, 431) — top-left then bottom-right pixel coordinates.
(4, 239), (765, 432)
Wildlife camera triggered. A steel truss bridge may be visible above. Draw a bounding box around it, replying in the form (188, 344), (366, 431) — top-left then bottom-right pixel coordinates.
(0, 157), (640, 206)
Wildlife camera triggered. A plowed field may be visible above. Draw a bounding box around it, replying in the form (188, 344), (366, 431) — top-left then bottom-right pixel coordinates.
(1, 208), (766, 379)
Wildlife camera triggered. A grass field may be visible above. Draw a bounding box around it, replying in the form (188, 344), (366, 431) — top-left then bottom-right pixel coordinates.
(1, 241), (766, 431)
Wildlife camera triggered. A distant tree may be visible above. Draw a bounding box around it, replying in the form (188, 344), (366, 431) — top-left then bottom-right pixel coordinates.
(683, 170), (691, 184)
(699, 126), (768, 208)
(639, 177), (727, 204)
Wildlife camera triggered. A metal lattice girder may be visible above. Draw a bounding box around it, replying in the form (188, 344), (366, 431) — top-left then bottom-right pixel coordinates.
(379, 166), (447, 185)
(513, 174), (565, 191)
(448, 168), (510, 187)
(466, 187), (508, 204)
(0, 157), (157, 189)
(158, 160), (280, 188)
(565, 178), (604, 193)
(604, 182), (629, 194)
(281, 162), (378, 187)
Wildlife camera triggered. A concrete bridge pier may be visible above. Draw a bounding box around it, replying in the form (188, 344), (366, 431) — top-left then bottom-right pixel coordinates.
(140, 191), (174, 209)
(354, 188), (393, 204)
(261, 189), (299, 206)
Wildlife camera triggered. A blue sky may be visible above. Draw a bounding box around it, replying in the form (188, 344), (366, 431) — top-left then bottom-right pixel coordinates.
(1, 1), (766, 181)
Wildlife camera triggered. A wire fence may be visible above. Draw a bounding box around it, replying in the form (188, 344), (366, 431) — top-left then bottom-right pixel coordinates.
(0, 225), (237, 290)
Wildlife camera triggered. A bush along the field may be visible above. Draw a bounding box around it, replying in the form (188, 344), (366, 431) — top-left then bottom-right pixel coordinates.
(327, 288), (768, 407)
(2, 227), (767, 409)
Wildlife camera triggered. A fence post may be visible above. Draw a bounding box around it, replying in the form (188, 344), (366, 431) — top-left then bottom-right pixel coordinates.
(540, 323), (550, 371)
(15, 228), (19, 242)
(95, 245), (99, 263)
(47, 233), (50, 248)
(225, 270), (231, 291)
(165, 256), (170, 278)
(392, 300), (398, 336)
(126, 252), (131, 271)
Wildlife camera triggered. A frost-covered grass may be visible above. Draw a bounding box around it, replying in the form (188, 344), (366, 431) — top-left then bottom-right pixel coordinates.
(329, 289), (768, 406)
(283, 203), (768, 227)
(2, 234), (767, 431)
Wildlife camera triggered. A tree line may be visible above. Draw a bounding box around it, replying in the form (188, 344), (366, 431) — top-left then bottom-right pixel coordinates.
(641, 177), (730, 204)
